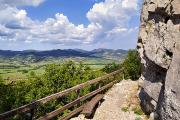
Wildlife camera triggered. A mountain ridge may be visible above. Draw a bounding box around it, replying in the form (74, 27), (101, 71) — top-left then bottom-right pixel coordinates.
(0, 48), (128, 63)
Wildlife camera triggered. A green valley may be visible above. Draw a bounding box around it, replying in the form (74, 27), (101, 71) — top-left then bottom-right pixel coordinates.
(0, 49), (127, 81)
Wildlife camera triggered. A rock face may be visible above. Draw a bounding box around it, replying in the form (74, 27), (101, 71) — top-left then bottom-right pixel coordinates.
(137, 0), (180, 119)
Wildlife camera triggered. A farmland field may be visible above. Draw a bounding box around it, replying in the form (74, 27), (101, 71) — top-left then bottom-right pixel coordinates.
(0, 49), (127, 81)
(0, 57), (120, 81)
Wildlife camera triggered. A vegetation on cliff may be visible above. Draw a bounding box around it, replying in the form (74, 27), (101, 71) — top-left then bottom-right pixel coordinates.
(103, 50), (141, 80)
(122, 50), (141, 80)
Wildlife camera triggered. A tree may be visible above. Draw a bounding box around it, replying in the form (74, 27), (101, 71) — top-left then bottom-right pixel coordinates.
(30, 71), (36, 77)
(102, 62), (120, 73)
(0, 76), (16, 113)
(122, 50), (141, 80)
(0, 76), (7, 112)
(0, 75), (3, 84)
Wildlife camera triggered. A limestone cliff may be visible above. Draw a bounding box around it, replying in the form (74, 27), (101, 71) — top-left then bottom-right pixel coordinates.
(137, 0), (180, 119)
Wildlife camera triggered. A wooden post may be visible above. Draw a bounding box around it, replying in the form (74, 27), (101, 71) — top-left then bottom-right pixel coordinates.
(98, 82), (101, 89)
(98, 83), (102, 107)
(123, 73), (124, 80)
(122, 68), (125, 80)
(30, 100), (36, 120)
(30, 108), (34, 120)
(76, 89), (80, 106)
(113, 74), (116, 81)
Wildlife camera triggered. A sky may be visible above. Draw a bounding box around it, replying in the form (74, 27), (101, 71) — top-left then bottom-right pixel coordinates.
(0, 0), (142, 50)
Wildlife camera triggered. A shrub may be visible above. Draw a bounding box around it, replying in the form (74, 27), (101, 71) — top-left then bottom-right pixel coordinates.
(135, 117), (142, 120)
(132, 106), (144, 115)
(122, 50), (141, 80)
(121, 107), (129, 112)
(21, 69), (28, 74)
(102, 62), (120, 73)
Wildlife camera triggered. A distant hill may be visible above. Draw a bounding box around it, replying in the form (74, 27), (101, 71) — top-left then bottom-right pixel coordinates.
(90, 48), (127, 60)
(0, 49), (128, 64)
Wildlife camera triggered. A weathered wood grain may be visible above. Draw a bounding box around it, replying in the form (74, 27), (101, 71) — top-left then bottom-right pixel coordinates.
(82, 94), (104, 117)
(61, 105), (85, 120)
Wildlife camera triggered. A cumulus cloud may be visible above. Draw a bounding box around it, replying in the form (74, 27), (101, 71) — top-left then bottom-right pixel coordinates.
(0, 0), (140, 49)
(86, 0), (139, 43)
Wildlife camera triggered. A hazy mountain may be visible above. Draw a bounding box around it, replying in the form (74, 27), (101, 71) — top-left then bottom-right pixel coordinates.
(0, 49), (128, 63)
(89, 48), (127, 60)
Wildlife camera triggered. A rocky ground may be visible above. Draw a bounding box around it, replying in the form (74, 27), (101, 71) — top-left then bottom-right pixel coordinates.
(71, 80), (148, 120)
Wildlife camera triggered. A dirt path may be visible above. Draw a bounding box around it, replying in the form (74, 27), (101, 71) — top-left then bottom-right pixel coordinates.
(71, 80), (148, 120)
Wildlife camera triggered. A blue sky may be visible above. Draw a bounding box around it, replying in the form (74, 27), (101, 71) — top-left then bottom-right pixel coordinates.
(0, 0), (142, 50)
(20, 0), (104, 25)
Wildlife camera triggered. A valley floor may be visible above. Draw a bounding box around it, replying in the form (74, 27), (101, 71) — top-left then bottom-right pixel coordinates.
(71, 80), (148, 120)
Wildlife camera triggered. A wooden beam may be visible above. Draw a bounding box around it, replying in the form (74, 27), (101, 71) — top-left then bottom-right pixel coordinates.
(61, 105), (84, 120)
(81, 94), (104, 117)
(37, 80), (117, 120)
(0, 70), (121, 119)
(0, 102), (38, 120)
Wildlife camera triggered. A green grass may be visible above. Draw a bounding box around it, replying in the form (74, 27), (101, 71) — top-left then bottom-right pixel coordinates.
(0, 57), (119, 81)
(0, 64), (44, 81)
(135, 117), (142, 120)
(132, 106), (144, 115)
(121, 107), (129, 112)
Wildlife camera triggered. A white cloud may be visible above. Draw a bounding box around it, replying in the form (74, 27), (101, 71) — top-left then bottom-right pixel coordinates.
(85, 0), (139, 43)
(0, 0), (140, 49)
(122, 0), (138, 10)
(0, 0), (45, 7)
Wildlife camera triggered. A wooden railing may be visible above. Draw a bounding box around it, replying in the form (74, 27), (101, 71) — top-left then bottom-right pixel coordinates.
(0, 70), (122, 120)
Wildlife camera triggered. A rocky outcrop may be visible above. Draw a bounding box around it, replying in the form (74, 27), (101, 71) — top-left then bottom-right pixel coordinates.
(137, 0), (180, 119)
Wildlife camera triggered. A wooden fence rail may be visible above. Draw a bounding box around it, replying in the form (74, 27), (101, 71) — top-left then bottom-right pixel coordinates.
(0, 69), (122, 120)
